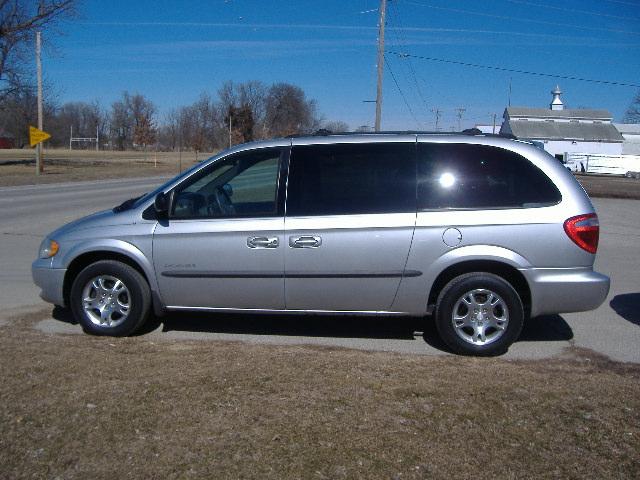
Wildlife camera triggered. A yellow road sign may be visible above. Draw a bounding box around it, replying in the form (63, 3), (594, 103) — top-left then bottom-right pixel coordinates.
(29, 126), (51, 147)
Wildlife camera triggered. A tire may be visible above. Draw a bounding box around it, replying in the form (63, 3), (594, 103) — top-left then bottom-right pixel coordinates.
(434, 273), (524, 356)
(70, 260), (151, 336)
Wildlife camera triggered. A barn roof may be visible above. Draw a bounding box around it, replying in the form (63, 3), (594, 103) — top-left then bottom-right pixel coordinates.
(506, 120), (624, 142)
(505, 107), (612, 121)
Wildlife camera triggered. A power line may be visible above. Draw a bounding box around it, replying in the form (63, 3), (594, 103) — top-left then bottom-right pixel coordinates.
(385, 25), (424, 123)
(401, 1), (640, 36)
(601, 0), (640, 6)
(79, 21), (638, 44)
(386, 1), (431, 121)
(383, 54), (421, 128)
(505, 0), (639, 20)
(386, 50), (640, 88)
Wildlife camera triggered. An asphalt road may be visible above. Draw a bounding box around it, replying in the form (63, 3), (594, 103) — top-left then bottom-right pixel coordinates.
(1, 177), (638, 362)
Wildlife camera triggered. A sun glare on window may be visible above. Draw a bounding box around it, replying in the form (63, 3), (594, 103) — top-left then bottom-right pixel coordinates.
(439, 172), (456, 188)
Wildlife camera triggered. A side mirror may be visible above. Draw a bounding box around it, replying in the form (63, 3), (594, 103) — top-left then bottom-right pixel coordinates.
(154, 192), (170, 216)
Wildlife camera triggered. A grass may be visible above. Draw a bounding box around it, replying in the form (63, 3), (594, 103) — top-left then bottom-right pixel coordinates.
(0, 148), (216, 186)
(1, 308), (638, 479)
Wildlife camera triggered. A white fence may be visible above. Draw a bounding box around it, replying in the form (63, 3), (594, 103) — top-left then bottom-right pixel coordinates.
(564, 153), (640, 176)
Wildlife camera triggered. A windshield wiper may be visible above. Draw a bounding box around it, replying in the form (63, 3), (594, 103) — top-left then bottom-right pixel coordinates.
(113, 195), (143, 213)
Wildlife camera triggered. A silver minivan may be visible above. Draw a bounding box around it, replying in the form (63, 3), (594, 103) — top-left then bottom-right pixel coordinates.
(32, 133), (610, 355)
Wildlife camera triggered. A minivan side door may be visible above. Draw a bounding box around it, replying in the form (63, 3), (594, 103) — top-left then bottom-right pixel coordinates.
(152, 146), (287, 310)
(284, 140), (417, 312)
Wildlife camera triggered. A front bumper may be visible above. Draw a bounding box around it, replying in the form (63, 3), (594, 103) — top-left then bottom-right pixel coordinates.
(522, 267), (610, 317)
(32, 260), (66, 307)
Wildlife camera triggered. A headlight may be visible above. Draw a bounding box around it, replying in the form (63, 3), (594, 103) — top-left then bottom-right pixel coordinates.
(39, 239), (59, 259)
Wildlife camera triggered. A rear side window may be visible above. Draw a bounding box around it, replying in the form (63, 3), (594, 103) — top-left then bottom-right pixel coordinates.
(287, 143), (416, 216)
(417, 143), (561, 210)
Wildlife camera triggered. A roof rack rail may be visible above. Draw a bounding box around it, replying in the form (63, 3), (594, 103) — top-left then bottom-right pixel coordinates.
(286, 129), (516, 139)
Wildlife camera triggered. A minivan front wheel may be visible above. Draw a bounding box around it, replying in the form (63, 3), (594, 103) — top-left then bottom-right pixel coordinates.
(435, 273), (524, 356)
(70, 260), (151, 336)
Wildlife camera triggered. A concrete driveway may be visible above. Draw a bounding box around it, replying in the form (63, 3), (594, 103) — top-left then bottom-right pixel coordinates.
(1, 177), (638, 362)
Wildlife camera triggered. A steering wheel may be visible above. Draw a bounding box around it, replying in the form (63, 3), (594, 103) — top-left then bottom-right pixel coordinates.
(211, 186), (235, 216)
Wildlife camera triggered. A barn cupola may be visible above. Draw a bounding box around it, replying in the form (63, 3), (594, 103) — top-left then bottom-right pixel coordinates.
(550, 85), (564, 111)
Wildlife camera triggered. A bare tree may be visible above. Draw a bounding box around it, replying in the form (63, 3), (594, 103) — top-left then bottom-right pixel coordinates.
(322, 120), (350, 133)
(0, 0), (76, 99)
(623, 90), (640, 123)
(133, 113), (155, 148)
(218, 80), (267, 140)
(191, 93), (217, 151)
(237, 81), (267, 137)
(139, 81), (323, 151)
(265, 83), (320, 137)
(170, 92), (219, 152)
(0, 87), (38, 146)
(128, 93), (156, 148)
(159, 108), (180, 151)
(225, 104), (254, 146)
(108, 92), (156, 150)
(109, 98), (130, 150)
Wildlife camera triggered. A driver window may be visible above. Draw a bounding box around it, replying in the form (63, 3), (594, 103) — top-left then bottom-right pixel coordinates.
(171, 148), (282, 219)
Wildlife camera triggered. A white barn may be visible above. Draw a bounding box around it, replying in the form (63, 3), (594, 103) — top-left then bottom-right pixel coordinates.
(613, 123), (640, 155)
(500, 86), (624, 159)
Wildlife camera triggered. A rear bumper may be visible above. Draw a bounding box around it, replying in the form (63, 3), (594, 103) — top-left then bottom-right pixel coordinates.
(522, 267), (610, 317)
(32, 261), (66, 307)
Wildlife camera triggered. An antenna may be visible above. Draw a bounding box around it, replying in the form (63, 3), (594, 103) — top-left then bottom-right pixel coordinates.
(431, 108), (443, 131)
(455, 107), (466, 131)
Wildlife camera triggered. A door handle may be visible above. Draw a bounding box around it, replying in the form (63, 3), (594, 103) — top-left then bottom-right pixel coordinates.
(289, 235), (322, 248)
(247, 236), (279, 249)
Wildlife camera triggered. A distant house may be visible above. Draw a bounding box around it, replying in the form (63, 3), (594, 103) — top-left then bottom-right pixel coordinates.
(613, 123), (640, 155)
(500, 86), (624, 159)
(0, 130), (15, 149)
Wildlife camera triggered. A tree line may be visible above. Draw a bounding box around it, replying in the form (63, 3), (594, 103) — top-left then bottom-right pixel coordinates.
(0, 79), (350, 151)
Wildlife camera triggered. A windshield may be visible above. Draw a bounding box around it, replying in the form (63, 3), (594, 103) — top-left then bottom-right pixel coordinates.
(129, 156), (217, 209)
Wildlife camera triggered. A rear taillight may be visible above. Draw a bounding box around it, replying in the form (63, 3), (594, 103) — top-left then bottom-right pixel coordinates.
(563, 213), (599, 254)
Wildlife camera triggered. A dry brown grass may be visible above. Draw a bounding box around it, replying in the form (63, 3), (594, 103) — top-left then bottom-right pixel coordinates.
(1, 309), (638, 479)
(0, 149), (216, 186)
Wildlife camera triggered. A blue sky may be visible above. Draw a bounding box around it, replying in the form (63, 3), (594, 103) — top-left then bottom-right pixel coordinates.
(45, 0), (640, 130)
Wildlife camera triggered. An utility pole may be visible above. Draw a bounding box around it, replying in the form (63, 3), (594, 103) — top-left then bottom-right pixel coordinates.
(178, 128), (182, 173)
(36, 30), (44, 174)
(492, 113), (497, 134)
(374, 0), (387, 132)
(455, 107), (466, 131)
(431, 108), (442, 132)
(228, 113), (232, 148)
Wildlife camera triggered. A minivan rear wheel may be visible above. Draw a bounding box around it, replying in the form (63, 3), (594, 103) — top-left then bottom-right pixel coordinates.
(70, 260), (151, 336)
(434, 273), (524, 356)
